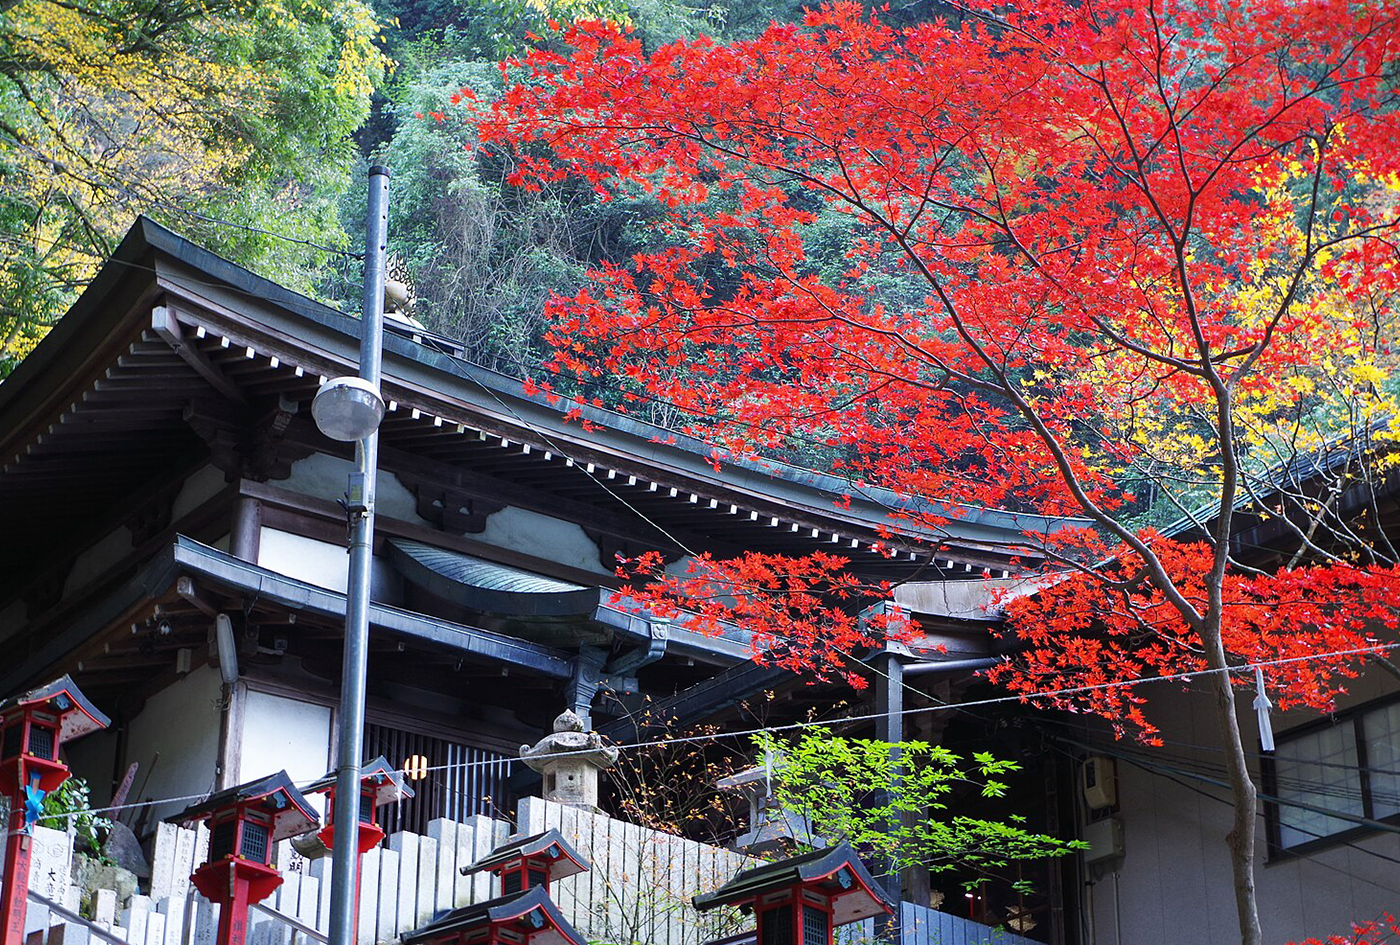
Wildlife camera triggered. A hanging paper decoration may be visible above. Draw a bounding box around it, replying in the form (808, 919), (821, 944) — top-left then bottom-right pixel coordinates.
(1253, 665), (1275, 753)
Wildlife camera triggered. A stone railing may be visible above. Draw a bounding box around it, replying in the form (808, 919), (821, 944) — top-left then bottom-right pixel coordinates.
(18, 799), (1036, 945)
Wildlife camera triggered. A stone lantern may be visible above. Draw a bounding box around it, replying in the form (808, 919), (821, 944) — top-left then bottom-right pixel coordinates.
(519, 710), (617, 812)
(717, 750), (823, 856)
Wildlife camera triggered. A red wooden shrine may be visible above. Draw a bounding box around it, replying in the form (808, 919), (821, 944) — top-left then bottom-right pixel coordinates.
(169, 771), (318, 945)
(458, 829), (588, 897)
(304, 755), (412, 856)
(402, 829), (590, 945)
(303, 755), (412, 939)
(693, 844), (891, 945)
(401, 885), (585, 945)
(0, 676), (109, 945)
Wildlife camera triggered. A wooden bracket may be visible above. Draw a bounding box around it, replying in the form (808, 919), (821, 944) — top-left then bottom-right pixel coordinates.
(151, 306), (247, 405)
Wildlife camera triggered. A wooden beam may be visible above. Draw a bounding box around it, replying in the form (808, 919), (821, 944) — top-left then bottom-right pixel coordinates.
(151, 305), (248, 404)
(175, 576), (221, 618)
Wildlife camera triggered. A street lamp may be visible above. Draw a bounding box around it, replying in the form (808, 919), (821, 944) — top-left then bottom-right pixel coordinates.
(313, 376), (386, 443)
(317, 164), (390, 945)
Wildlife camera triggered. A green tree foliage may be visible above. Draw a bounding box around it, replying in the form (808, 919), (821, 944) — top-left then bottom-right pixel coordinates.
(754, 731), (1083, 879)
(39, 777), (110, 858)
(0, 0), (390, 376)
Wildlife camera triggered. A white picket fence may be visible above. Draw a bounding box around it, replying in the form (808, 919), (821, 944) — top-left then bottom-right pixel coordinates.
(21, 799), (750, 945)
(20, 799), (1033, 945)
(516, 797), (750, 945)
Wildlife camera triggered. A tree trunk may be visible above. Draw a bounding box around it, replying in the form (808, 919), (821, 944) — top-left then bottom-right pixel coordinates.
(1201, 614), (1263, 945)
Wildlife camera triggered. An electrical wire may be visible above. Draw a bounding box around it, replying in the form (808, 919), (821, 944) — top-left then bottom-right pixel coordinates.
(3, 204), (360, 261)
(429, 347), (922, 694)
(24, 640), (1400, 830)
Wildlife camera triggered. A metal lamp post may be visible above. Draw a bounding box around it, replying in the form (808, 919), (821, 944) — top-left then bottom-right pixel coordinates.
(313, 164), (390, 945)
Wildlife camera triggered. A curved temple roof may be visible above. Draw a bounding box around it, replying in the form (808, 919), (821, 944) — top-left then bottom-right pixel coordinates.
(389, 539), (599, 618)
(0, 217), (1085, 590)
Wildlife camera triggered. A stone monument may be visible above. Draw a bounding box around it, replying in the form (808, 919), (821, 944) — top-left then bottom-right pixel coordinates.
(520, 709), (618, 811)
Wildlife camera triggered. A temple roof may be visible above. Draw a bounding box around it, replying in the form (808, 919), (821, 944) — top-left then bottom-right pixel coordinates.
(304, 755), (415, 806)
(0, 217), (1081, 602)
(0, 674), (110, 742)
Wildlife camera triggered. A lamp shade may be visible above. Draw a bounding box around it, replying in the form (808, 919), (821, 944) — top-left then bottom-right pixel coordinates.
(312, 376), (385, 442)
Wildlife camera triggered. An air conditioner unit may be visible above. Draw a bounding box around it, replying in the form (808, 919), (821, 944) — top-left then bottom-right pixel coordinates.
(1082, 755), (1117, 810)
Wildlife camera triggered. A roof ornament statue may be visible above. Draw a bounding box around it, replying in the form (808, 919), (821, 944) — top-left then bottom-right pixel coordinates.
(383, 253), (424, 329)
(519, 709), (618, 812)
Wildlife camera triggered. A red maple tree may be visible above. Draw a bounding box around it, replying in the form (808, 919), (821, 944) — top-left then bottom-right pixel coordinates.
(448, 1), (1400, 941)
(1288, 913), (1400, 945)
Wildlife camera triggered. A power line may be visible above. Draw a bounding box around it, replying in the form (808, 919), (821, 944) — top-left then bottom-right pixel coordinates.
(436, 349), (919, 693)
(28, 640), (1400, 829)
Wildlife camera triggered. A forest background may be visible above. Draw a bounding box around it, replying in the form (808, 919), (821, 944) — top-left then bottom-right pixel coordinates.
(2, 0), (996, 470)
(0, 0), (911, 408)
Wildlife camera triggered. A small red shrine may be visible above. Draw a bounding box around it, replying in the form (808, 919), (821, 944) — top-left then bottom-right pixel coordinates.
(458, 829), (589, 897)
(169, 771), (319, 945)
(402, 829), (590, 945)
(305, 754), (413, 855)
(693, 844), (891, 945)
(401, 885), (585, 945)
(0, 676), (109, 945)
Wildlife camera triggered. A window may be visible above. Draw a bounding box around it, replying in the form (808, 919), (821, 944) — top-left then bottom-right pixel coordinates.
(240, 820), (270, 863)
(759, 904), (793, 945)
(802, 906), (829, 945)
(1267, 698), (1400, 852)
(364, 722), (514, 837)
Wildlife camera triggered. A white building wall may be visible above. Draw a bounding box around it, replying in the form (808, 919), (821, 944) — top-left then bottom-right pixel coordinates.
(121, 666), (223, 825)
(1089, 676), (1400, 945)
(170, 464), (225, 521)
(281, 453), (427, 526)
(258, 528), (352, 593)
(236, 688), (332, 792)
(476, 505), (610, 577)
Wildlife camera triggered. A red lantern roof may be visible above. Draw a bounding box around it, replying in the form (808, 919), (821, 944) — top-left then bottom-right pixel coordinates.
(168, 770), (320, 842)
(0, 675), (109, 743)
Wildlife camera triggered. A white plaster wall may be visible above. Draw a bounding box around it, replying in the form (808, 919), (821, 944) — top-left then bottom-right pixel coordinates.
(236, 690), (331, 792)
(54, 464), (227, 604)
(281, 452), (427, 525)
(1089, 676), (1400, 945)
(258, 528), (350, 593)
(664, 555), (700, 579)
(122, 666), (223, 826)
(476, 506), (610, 577)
